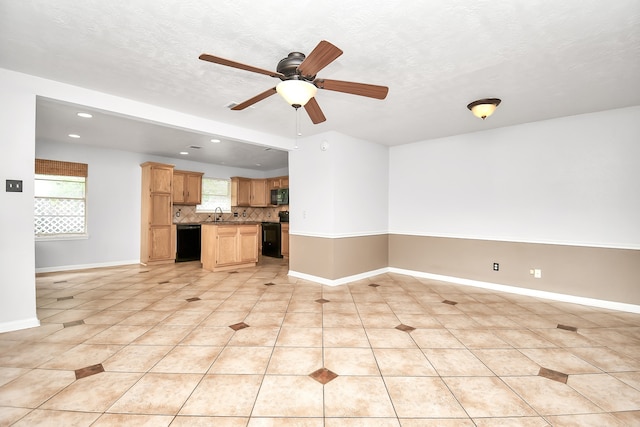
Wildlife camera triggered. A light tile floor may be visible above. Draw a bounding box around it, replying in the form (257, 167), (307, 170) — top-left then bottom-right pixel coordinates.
(1, 257), (640, 426)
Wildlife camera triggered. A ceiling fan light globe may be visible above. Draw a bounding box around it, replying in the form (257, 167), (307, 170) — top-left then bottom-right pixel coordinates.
(276, 80), (317, 107)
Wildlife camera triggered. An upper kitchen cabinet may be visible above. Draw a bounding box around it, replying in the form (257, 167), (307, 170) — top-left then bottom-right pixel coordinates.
(141, 162), (175, 265)
(250, 179), (268, 207)
(173, 170), (203, 205)
(268, 176), (289, 191)
(231, 177), (251, 207)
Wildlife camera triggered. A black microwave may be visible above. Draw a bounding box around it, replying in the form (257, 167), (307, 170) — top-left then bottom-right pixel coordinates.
(270, 188), (289, 205)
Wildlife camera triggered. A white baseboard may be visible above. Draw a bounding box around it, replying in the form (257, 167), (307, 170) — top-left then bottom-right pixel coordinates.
(0, 317), (40, 334)
(288, 268), (389, 287)
(389, 267), (640, 314)
(35, 259), (140, 274)
(289, 267), (640, 314)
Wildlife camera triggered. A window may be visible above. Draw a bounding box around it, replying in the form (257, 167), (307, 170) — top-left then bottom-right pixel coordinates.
(34, 159), (88, 238)
(196, 177), (231, 213)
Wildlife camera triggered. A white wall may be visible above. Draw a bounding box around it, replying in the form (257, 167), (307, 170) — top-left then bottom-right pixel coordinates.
(35, 140), (278, 271)
(0, 76), (38, 331)
(389, 106), (640, 249)
(290, 131), (389, 237)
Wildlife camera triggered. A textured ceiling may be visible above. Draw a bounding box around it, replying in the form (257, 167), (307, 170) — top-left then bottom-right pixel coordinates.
(2, 1), (639, 169)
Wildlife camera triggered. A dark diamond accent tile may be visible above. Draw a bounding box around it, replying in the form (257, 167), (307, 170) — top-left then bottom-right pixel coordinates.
(442, 300), (458, 305)
(229, 322), (250, 331)
(75, 363), (104, 380)
(139, 271), (149, 274)
(63, 320), (85, 328)
(309, 368), (339, 385)
(57, 296), (74, 301)
(53, 280), (67, 284)
(264, 282), (276, 286)
(396, 324), (416, 332)
(557, 324), (578, 332)
(186, 297), (201, 302)
(315, 298), (330, 304)
(159, 280), (170, 284)
(538, 367), (568, 384)
(368, 284), (380, 287)
(229, 271), (239, 274)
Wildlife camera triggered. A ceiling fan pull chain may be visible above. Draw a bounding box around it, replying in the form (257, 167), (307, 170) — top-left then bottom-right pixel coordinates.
(294, 107), (300, 149)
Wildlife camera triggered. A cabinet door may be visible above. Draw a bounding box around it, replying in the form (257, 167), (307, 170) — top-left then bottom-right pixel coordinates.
(150, 194), (172, 226)
(215, 226), (239, 266)
(238, 225), (259, 263)
(149, 226), (173, 260)
(281, 223), (289, 257)
(280, 176), (289, 188)
(151, 166), (173, 193)
(231, 177), (251, 206)
(268, 177), (281, 191)
(185, 174), (202, 204)
(250, 179), (268, 207)
(172, 172), (185, 204)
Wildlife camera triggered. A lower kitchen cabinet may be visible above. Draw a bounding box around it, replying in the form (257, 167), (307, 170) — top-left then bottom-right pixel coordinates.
(201, 223), (259, 272)
(281, 223), (289, 257)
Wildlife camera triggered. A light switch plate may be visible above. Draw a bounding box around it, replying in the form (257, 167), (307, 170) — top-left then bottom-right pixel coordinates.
(6, 180), (23, 192)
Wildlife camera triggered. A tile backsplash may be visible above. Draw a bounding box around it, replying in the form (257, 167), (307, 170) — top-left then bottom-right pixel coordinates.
(172, 205), (287, 224)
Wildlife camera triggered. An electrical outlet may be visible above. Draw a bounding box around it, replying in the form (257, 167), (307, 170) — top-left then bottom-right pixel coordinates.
(6, 179), (22, 192)
(493, 262), (499, 271)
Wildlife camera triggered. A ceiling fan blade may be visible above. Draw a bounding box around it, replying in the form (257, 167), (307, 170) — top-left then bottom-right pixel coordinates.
(315, 78), (389, 100)
(199, 53), (284, 78)
(304, 97), (326, 124)
(297, 40), (343, 78)
(231, 87), (277, 110)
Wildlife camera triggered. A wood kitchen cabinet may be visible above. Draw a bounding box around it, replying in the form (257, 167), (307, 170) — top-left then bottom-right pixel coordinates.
(233, 176), (287, 207)
(268, 176), (289, 191)
(250, 179), (268, 207)
(201, 223), (259, 272)
(173, 170), (203, 205)
(141, 162), (175, 265)
(281, 223), (289, 257)
(231, 177), (251, 207)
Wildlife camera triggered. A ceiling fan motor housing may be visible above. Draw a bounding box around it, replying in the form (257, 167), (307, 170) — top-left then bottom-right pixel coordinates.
(277, 52), (314, 81)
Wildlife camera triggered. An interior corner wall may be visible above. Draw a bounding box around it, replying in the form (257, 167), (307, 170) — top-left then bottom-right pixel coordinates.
(388, 106), (640, 306)
(289, 132), (389, 281)
(0, 74), (39, 332)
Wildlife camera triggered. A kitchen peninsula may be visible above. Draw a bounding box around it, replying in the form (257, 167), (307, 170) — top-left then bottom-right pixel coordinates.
(200, 222), (260, 272)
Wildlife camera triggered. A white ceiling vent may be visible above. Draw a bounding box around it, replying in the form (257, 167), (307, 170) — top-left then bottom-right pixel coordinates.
(188, 145), (202, 149)
(224, 102), (238, 109)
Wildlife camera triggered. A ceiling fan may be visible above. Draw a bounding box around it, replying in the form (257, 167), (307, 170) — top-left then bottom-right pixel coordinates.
(199, 40), (389, 124)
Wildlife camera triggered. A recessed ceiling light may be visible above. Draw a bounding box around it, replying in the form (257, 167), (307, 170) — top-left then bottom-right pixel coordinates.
(179, 151), (189, 155)
(255, 163), (261, 166)
(210, 138), (221, 143)
(68, 134), (80, 138)
(76, 112), (93, 118)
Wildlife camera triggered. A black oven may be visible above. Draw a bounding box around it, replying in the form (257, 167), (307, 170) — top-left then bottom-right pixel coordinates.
(261, 222), (282, 258)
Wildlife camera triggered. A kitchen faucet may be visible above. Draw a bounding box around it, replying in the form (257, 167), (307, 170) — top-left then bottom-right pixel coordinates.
(214, 206), (223, 222)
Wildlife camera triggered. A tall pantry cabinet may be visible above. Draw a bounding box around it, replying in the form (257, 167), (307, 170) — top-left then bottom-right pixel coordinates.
(140, 162), (175, 265)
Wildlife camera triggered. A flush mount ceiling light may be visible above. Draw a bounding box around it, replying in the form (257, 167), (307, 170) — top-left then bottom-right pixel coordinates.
(68, 134), (80, 138)
(276, 80), (318, 108)
(467, 98), (501, 120)
(76, 112), (92, 118)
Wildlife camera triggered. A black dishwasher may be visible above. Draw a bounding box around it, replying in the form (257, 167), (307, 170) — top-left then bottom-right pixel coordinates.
(176, 224), (201, 262)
